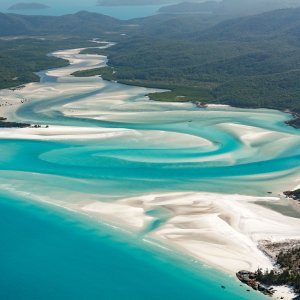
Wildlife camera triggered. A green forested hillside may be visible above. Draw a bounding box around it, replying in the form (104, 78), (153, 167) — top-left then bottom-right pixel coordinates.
(0, 8), (299, 117)
(194, 7), (300, 41)
(0, 37), (98, 89)
(82, 8), (299, 114)
(159, 0), (300, 17)
(0, 11), (124, 37)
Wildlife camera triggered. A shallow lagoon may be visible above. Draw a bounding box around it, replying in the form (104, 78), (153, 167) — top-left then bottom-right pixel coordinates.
(0, 46), (299, 299)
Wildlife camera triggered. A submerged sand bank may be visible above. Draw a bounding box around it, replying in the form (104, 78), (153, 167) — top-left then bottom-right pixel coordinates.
(0, 43), (299, 299)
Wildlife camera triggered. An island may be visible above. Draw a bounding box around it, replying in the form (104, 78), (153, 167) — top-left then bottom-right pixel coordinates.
(97, 0), (174, 5)
(8, 2), (50, 10)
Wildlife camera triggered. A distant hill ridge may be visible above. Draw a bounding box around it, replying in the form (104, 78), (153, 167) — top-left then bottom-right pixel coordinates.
(1, 6), (300, 37)
(0, 11), (123, 36)
(97, 0), (175, 5)
(0, 8), (299, 115)
(159, 0), (300, 16)
(193, 7), (300, 41)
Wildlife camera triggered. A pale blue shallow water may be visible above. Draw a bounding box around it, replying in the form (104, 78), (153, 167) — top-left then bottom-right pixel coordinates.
(0, 47), (299, 299)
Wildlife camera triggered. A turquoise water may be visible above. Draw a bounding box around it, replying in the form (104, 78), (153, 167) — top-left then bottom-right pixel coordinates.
(0, 0), (167, 19)
(0, 47), (299, 299)
(0, 193), (263, 300)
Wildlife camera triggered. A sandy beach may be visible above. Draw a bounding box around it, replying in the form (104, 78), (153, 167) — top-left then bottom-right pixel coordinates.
(78, 191), (300, 300)
(0, 43), (299, 299)
(79, 192), (300, 273)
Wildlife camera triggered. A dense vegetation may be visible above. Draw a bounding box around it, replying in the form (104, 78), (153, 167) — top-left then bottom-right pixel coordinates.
(255, 247), (300, 296)
(0, 117), (30, 128)
(0, 36), (99, 89)
(0, 11), (125, 37)
(284, 189), (300, 200)
(0, 8), (299, 118)
(82, 8), (300, 115)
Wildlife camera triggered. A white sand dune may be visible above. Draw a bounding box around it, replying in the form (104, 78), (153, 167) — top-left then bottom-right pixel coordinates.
(77, 192), (300, 275)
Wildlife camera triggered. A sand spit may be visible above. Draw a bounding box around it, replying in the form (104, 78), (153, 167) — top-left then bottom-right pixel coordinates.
(77, 192), (300, 275)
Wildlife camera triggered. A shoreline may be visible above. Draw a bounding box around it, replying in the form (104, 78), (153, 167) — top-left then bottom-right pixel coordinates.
(2, 175), (298, 298)
(74, 68), (300, 131)
(78, 190), (300, 299)
(1, 41), (299, 131)
(78, 191), (300, 272)
(10, 185), (299, 299)
(0, 188), (268, 299)
(0, 42), (299, 299)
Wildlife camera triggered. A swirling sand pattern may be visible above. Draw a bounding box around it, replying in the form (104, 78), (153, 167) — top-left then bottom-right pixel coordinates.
(0, 43), (300, 281)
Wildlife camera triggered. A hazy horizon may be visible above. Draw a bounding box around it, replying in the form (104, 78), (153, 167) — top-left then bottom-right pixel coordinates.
(1, 0), (180, 9)
(1, 0), (299, 17)
(0, 0), (177, 19)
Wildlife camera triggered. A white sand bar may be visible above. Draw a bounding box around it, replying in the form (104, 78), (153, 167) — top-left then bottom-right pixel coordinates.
(78, 192), (300, 275)
(0, 42), (299, 300)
